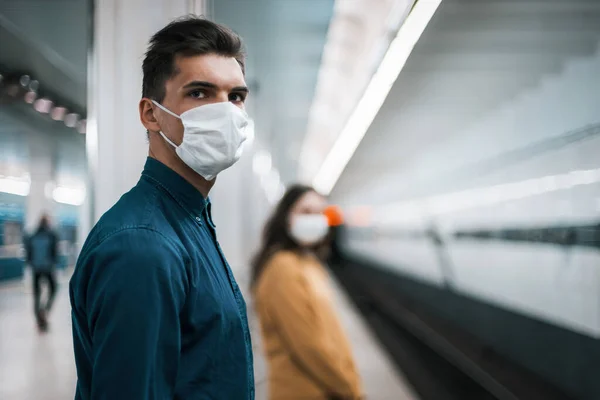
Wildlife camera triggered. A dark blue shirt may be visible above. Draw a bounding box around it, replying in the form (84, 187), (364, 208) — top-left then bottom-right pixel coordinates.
(26, 228), (58, 271)
(70, 157), (254, 400)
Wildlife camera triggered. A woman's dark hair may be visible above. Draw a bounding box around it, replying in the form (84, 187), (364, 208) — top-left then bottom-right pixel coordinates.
(250, 184), (329, 288)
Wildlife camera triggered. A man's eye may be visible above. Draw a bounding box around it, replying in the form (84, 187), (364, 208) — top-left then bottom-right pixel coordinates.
(189, 90), (206, 99)
(229, 93), (246, 103)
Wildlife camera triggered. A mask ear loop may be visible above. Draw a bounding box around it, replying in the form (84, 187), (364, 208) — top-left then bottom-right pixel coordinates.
(158, 131), (179, 148)
(151, 100), (181, 148)
(151, 100), (181, 119)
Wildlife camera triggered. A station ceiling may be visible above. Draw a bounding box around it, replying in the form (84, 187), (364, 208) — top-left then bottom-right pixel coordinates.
(333, 0), (600, 204)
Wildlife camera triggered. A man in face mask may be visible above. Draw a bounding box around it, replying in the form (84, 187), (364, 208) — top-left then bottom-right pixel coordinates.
(70, 16), (254, 400)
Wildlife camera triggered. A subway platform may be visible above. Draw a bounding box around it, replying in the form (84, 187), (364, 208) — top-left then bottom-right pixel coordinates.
(0, 271), (76, 400)
(0, 269), (417, 400)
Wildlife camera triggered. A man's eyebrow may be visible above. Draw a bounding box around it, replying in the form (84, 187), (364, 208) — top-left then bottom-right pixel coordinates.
(231, 86), (250, 94)
(182, 81), (249, 93)
(182, 81), (218, 90)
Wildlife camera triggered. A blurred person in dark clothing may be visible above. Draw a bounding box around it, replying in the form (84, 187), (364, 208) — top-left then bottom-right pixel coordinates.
(25, 213), (59, 332)
(252, 185), (363, 400)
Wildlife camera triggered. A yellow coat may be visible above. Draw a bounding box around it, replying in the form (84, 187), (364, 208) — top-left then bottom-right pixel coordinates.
(255, 251), (363, 400)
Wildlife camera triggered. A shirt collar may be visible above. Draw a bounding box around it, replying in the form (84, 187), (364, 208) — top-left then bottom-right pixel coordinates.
(141, 157), (208, 217)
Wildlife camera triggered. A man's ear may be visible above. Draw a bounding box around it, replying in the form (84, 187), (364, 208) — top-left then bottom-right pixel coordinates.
(139, 98), (161, 133)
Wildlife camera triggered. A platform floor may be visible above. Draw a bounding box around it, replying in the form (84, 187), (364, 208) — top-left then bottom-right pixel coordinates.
(0, 270), (417, 400)
(0, 270), (76, 400)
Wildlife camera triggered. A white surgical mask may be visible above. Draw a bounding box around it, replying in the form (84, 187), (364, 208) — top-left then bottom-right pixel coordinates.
(290, 214), (330, 246)
(152, 100), (249, 180)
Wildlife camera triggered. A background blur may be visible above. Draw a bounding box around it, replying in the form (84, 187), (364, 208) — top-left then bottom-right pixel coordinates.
(1, 0), (599, 399)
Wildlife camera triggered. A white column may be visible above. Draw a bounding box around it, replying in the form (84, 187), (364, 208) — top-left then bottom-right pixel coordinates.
(79, 0), (208, 249)
(210, 161), (247, 271)
(209, 99), (275, 285)
(210, 99), (256, 279)
(25, 134), (55, 233)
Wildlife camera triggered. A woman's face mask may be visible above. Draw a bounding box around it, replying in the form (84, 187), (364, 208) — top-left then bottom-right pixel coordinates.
(289, 214), (330, 246)
(152, 100), (249, 181)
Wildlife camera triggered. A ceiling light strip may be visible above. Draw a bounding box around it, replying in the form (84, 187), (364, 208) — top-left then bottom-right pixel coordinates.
(375, 168), (600, 225)
(312, 0), (443, 195)
(0, 177), (30, 197)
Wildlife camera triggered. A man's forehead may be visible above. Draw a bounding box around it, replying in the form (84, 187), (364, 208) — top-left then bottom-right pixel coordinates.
(171, 54), (246, 88)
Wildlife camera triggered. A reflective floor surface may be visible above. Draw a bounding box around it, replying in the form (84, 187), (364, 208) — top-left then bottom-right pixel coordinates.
(0, 269), (417, 400)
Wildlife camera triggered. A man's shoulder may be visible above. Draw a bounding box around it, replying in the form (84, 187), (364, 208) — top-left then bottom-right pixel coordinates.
(83, 181), (181, 254)
(73, 198), (188, 287)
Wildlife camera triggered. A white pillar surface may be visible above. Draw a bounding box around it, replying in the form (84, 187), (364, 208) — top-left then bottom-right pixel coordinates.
(25, 134), (55, 233)
(81, 0), (208, 247)
(210, 100), (271, 284)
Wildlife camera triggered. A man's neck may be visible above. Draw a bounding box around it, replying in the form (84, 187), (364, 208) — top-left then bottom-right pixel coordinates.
(148, 146), (214, 198)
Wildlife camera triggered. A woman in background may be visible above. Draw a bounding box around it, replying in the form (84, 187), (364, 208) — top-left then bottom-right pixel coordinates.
(251, 184), (363, 400)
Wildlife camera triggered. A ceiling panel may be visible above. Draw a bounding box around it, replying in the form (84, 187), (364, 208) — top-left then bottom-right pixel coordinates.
(332, 0), (600, 204)
(212, 0), (335, 183)
(0, 0), (89, 181)
(0, 0), (90, 110)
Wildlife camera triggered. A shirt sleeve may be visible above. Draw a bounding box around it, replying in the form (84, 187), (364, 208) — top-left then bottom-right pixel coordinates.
(83, 228), (187, 400)
(263, 253), (361, 399)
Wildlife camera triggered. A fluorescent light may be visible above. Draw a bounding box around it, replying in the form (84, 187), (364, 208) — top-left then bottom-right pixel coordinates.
(251, 148), (286, 204)
(19, 75), (30, 87)
(52, 186), (86, 206)
(34, 98), (53, 114)
(29, 80), (39, 93)
(51, 107), (67, 121)
(0, 176), (30, 196)
(312, 0), (443, 195)
(376, 168), (600, 225)
(65, 113), (79, 128)
(24, 91), (37, 104)
(252, 150), (272, 176)
(263, 171), (284, 204)
(256, 165), (285, 204)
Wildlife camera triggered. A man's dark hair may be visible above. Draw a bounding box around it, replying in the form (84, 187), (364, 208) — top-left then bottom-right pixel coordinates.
(142, 15), (245, 102)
